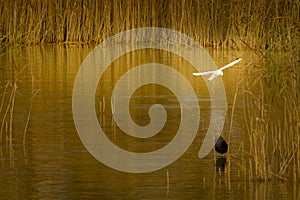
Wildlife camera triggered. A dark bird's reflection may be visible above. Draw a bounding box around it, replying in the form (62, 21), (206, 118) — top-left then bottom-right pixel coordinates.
(216, 157), (227, 174)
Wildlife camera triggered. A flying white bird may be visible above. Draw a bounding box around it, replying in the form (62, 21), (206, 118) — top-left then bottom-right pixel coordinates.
(193, 58), (242, 81)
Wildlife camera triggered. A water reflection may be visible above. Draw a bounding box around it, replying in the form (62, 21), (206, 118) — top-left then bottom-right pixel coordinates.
(0, 45), (298, 199)
(216, 157), (227, 175)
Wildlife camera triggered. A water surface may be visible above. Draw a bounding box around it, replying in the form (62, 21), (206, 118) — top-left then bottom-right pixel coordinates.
(0, 45), (298, 199)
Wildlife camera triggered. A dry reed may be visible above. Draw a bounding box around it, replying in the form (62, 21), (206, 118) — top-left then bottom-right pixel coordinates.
(0, 0), (298, 49)
(242, 47), (299, 182)
(0, 48), (37, 158)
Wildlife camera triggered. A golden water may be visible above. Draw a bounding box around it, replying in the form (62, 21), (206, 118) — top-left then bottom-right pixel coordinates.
(0, 45), (298, 199)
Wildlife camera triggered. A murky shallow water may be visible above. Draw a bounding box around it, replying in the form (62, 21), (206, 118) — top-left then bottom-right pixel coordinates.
(0, 45), (298, 199)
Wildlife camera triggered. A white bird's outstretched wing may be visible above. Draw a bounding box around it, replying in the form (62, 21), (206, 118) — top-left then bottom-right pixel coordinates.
(192, 70), (217, 76)
(219, 58), (242, 71)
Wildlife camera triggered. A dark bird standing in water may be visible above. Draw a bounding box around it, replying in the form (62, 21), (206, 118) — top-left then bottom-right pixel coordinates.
(214, 136), (228, 154)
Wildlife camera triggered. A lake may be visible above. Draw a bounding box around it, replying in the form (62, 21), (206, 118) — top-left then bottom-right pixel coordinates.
(0, 44), (298, 199)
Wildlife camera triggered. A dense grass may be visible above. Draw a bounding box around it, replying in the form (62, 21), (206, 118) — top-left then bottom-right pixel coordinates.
(0, 0), (299, 49)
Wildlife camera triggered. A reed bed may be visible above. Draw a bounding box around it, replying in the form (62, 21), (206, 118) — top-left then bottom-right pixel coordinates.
(242, 47), (299, 182)
(0, 0), (298, 49)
